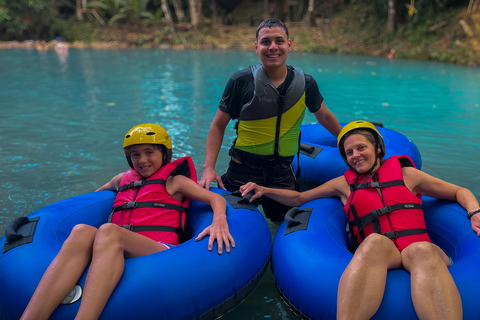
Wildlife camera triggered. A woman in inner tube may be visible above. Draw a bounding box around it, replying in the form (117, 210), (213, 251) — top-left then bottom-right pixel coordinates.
(240, 120), (480, 320)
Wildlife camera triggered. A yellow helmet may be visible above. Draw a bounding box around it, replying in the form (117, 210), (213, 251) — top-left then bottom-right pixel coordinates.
(123, 124), (172, 166)
(123, 123), (172, 149)
(337, 120), (385, 167)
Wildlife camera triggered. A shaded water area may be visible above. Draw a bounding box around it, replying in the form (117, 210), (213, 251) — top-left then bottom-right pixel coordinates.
(1, 48), (480, 319)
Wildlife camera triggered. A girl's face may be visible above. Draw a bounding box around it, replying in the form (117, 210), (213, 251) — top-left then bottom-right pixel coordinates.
(129, 144), (164, 178)
(343, 134), (380, 173)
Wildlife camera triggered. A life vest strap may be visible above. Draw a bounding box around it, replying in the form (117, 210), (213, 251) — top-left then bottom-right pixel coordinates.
(383, 228), (427, 240)
(350, 203), (423, 240)
(118, 179), (166, 192)
(349, 205), (367, 242)
(350, 180), (404, 191)
(370, 203), (422, 218)
(120, 224), (181, 235)
(111, 201), (187, 214)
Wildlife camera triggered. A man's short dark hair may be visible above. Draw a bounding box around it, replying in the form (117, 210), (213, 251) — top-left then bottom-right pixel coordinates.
(256, 18), (289, 40)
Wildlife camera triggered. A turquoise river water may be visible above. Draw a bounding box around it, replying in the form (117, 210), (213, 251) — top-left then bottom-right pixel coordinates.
(1, 48), (480, 319)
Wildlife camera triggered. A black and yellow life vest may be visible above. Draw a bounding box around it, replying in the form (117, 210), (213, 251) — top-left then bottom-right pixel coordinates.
(234, 64), (306, 157)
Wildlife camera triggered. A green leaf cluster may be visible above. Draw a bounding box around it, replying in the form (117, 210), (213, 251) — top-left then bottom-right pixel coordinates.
(0, 0), (60, 40)
(88, 0), (159, 25)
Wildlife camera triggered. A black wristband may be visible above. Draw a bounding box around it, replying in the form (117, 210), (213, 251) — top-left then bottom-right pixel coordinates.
(468, 208), (480, 220)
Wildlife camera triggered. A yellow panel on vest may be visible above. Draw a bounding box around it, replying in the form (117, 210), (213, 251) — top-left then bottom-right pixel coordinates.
(235, 93), (307, 156)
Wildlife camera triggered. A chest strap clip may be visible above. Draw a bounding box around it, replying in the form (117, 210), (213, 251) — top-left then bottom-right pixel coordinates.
(122, 202), (138, 209)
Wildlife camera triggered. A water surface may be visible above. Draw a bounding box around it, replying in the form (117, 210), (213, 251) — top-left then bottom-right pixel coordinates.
(1, 48), (479, 319)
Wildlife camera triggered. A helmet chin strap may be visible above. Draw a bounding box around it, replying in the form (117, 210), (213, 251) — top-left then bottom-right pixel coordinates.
(365, 140), (380, 175)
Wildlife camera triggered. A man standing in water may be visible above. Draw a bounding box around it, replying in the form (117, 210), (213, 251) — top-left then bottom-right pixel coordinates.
(199, 18), (342, 221)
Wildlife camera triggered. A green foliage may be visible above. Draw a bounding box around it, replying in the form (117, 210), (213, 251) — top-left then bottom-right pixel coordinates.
(88, 0), (127, 24)
(0, 0), (477, 66)
(0, 0), (11, 23)
(0, 0), (59, 40)
(88, 0), (126, 14)
(353, 0), (470, 25)
(88, 0), (152, 25)
(120, 0), (150, 23)
(141, 7), (164, 25)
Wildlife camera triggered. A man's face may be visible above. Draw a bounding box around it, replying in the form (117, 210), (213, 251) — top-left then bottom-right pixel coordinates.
(255, 26), (292, 71)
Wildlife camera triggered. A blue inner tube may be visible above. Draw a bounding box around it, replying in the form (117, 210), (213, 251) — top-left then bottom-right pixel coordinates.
(272, 196), (480, 319)
(294, 123), (422, 185)
(0, 188), (272, 320)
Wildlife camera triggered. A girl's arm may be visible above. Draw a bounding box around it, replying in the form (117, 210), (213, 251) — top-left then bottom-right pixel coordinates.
(167, 175), (234, 254)
(96, 172), (124, 192)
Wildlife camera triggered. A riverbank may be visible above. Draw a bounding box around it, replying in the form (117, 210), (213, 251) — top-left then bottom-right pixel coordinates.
(1, 4), (479, 67)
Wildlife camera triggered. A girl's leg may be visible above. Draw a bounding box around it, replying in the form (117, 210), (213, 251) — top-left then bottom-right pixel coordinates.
(337, 234), (402, 320)
(402, 242), (462, 320)
(75, 224), (167, 320)
(21, 224), (98, 320)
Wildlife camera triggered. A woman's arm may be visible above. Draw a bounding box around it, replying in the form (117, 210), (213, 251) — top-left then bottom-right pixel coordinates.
(404, 167), (480, 235)
(240, 176), (350, 207)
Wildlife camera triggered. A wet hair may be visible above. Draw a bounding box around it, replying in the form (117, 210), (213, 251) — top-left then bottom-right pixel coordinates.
(256, 18), (289, 40)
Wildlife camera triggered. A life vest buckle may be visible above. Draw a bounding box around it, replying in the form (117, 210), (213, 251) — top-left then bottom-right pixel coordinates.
(383, 230), (398, 239)
(130, 180), (145, 188)
(122, 202), (137, 209)
(368, 181), (381, 188)
(379, 206), (393, 215)
(371, 206), (392, 217)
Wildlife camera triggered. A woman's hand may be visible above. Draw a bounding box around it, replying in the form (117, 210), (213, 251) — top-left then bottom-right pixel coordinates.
(240, 182), (265, 202)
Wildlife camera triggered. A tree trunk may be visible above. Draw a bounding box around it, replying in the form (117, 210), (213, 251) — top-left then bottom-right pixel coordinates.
(296, 0), (305, 21)
(189, 0), (199, 29)
(263, 0), (270, 20)
(387, 0), (395, 33)
(172, 0), (185, 22)
(306, 0), (315, 27)
(212, 0), (218, 26)
(161, 0), (174, 24)
(468, 0), (480, 15)
(76, 0), (83, 21)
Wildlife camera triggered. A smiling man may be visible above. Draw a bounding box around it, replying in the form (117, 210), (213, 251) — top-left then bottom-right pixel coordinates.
(199, 18), (342, 222)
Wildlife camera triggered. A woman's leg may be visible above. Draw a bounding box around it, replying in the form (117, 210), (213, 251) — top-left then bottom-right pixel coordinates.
(21, 224), (98, 320)
(75, 224), (167, 320)
(337, 234), (402, 320)
(401, 242), (462, 320)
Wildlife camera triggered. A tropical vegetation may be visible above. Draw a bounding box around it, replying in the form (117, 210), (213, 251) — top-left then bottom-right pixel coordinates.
(0, 0), (479, 66)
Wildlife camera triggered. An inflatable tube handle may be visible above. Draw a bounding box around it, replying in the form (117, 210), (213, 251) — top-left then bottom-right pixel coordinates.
(222, 191), (257, 211)
(5, 216), (31, 242)
(285, 207), (302, 227)
(299, 143), (323, 158)
(3, 216), (40, 253)
(285, 207), (312, 235)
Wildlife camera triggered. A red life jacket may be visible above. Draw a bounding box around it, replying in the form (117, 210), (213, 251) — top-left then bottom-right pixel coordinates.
(343, 155), (430, 251)
(111, 157), (197, 245)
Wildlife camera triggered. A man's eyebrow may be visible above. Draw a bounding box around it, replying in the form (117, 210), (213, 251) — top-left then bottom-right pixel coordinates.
(259, 36), (285, 41)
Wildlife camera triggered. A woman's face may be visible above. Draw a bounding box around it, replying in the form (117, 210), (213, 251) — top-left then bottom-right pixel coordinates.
(343, 134), (380, 173)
